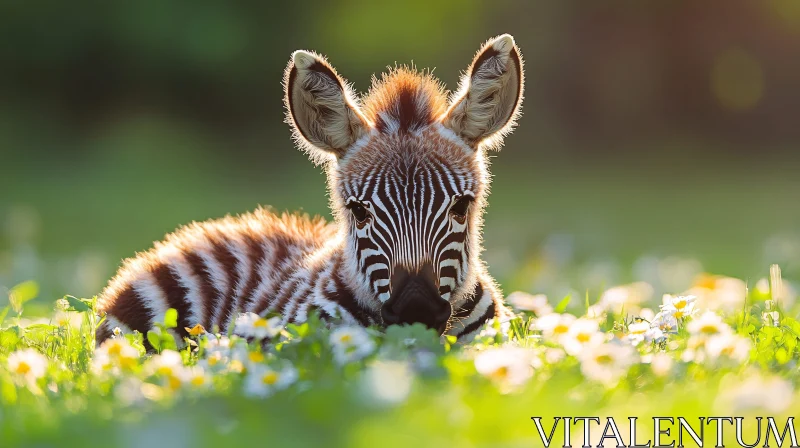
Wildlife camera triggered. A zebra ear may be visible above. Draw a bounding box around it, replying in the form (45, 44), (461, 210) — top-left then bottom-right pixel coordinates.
(443, 34), (524, 149)
(284, 50), (369, 162)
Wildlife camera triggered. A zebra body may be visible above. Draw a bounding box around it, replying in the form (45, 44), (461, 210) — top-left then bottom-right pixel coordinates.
(97, 34), (525, 344)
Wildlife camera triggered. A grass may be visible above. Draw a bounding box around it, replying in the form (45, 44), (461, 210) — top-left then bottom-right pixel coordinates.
(3, 124), (800, 446)
(0, 264), (799, 447)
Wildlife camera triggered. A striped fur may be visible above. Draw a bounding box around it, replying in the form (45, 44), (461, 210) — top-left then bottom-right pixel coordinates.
(97, 35), (524, 345)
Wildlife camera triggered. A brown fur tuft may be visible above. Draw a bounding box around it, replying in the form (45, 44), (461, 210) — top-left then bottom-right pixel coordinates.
(361, 67), (449, 134)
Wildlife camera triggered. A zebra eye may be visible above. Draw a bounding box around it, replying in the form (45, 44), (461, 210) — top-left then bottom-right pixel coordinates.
(347, 202), (370, 224)
(450, 196), (473, 219)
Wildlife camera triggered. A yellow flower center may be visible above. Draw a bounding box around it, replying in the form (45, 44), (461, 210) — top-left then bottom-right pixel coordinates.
(208, 355), (220, 366)
(15, 361), (31, 375)
(695, 275), (717, 289)
(229, 360), (245, 373)
(576, 333), (591, 343)
(339, 334), (353, 343)
(249, 351), (265, 363)
(167, 375), (182, 391)
(490, 366), (509, 381)
(700, 325), (719, 335)
(675, 300), (687, 309)
(674, 311), (685, 319)
(262, 372), (279, 385)
(107, 343), (122, 357)
(553, 324), (569, 335)
(595, 354), (613, 365)
(119, 356), (137, 370)
(191, 375), (206, 387)
(722, 346), (735, 356)
(253, 319), (268, 328)
(156, 366), (173, 376)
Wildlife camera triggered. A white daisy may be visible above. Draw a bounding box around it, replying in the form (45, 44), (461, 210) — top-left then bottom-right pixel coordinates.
(660, 294), (697, 319)
(330, 326), (376, 365)
(651, 311), (678, 334)
(681, 337), (707, 364)
(203, 334), (233, 356)
(234, 313), (282, 340)
(579, 341), (637, 386)
(561, 318), (604, 356)
(145, 350), (186, 391)
(645, 327), (666, 343)
(544, 348), (566, 365)
(595, 282), (653, 315)
(115, 377), (149, 406)
(92, 337), (140, 375)
(243, 363), (298, 398)
(230, 343), (270, 368)
(184, 366), (212, 390)
(198, 334), (233, 372)
(146, 350), (183, 375)
(625, 321), (651, 346)
(7, 349), (48, 382)
(362, 360), (414, 404)
(53, 310), (83, 328)
(474, 317), (512, 341)
(638, 308), (656, 322)
(705, 333), (751, 363)
(688, 274), (747, 314)
(586, 304), (606, 319)
(198, 350), (228, 373)
(648, 352), (673, 377)
(506, 292), (553, 316)
(531, 313), (576, 342)
(474, 347), (535, 390)
(687, 311), (731, 337)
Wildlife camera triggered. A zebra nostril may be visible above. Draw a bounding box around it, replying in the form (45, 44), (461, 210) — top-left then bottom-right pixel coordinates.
(381, 303), (402, 325)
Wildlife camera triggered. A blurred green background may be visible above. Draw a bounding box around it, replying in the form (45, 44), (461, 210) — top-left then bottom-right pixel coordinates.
(1, 0), (799, 305)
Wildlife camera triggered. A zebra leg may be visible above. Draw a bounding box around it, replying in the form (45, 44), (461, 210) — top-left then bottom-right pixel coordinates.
(447, 277), (514, 342)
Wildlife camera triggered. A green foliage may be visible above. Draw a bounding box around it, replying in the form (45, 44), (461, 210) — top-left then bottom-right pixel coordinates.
(554, 295), (571, 313)
(751, 316), (800, 367)
(64, 295), (91, 313)
(8, 281), (38, 314)
(145, 308), (179, 353)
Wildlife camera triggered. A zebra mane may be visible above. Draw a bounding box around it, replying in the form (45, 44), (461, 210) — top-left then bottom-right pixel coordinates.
(361, 67), (449, 135)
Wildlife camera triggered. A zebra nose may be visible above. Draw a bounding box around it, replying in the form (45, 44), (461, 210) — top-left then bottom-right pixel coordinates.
(382, 265), (452, 334)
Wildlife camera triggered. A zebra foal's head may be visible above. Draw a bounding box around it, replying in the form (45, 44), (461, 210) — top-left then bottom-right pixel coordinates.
(284, 35), (524, 333)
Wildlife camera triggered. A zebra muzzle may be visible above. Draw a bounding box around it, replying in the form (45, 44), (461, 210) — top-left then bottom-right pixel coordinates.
(382, 264), (452, 334)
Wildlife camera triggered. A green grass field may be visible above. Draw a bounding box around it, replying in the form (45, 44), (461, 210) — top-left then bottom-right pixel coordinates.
(3, 130), (800, 446)
(1, 261), (799, 446)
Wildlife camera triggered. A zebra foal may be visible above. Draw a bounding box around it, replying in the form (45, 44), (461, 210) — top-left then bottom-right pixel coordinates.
(97, 34), (525, 344)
